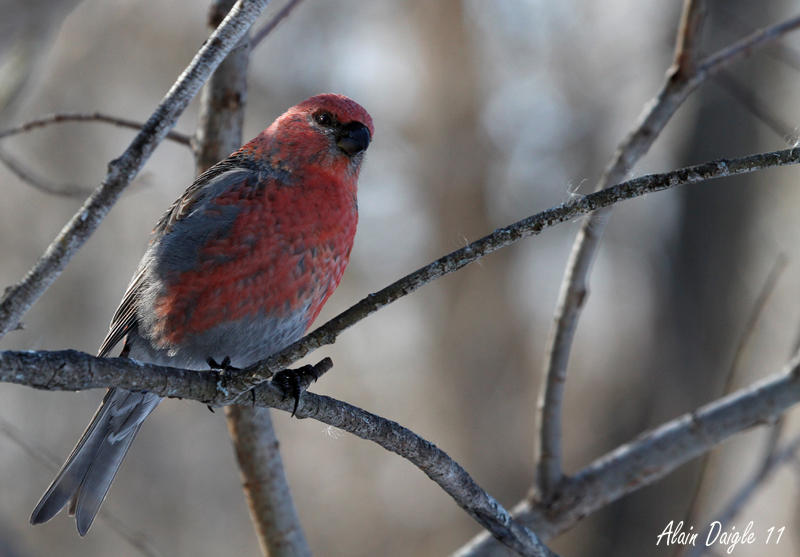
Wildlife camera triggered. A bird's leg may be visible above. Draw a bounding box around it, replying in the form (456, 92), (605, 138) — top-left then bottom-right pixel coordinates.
(272, 357), (333, 417)
(207, 356), (242, 411)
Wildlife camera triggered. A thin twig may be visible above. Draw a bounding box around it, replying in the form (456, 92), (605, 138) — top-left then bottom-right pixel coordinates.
(453, 352), (800, 556)
(226, 146), (800, 397)
(0, 349), (557, 557)
(714, 70), (797, 142)
(683, 433), (800, 557)
(0, 416), (163, 557)
(0, 0), (270, 339)
(536, 11), (800, 500)
(0, 112), (192, 146)
(673, 254), (787, 557)
(0, 147), (89, 198)
(251, 0), (304, 47)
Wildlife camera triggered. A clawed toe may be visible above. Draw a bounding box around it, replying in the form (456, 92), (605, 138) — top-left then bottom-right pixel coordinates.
(272, 358), (332, 417)
(207, 356), (239, 372)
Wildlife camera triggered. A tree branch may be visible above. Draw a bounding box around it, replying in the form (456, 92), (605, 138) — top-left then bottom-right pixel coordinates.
(226, 406), (310, 557)
(226, 146), (800, 397)
(683, 432), (800, 557)
(0, 112), (192, 146)
(536, 11), (800, 500)
(0, 348), (557, 557)
(251, 0), (304, 48)
(192, 0), (311, 554)
(455, 352), (800, 556)
(3, 345), (800, 555)
(0, 0), (270, 339)
(0, 146), (89, 197)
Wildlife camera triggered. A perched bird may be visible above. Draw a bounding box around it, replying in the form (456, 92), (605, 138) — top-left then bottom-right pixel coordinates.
(30, 93), (373, 535)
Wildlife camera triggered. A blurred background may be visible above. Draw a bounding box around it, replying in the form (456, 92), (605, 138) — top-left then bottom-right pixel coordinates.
(1, 0), (800, 555)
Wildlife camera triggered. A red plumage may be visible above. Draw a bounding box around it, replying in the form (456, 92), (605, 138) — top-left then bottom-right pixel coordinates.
(31, 93), (373, 534)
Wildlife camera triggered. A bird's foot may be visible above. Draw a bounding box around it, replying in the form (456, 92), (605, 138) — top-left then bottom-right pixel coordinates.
(207, 356), (241, 412)
(272, 357), (333, 417)
(207, 356), (240, 373)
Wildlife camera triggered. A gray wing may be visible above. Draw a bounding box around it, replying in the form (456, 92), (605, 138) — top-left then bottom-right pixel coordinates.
(97, 163), (259, 358)
(97, 266), (147, 357)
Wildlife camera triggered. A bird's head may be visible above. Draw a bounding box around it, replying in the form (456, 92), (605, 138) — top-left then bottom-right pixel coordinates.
(251, 93), (373, 179)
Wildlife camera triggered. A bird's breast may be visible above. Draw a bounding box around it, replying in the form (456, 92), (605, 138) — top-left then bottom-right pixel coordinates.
(139, 177), (357, 364)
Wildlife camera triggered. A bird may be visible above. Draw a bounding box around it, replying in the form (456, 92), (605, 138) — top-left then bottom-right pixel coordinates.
(30, 93), (373, 535)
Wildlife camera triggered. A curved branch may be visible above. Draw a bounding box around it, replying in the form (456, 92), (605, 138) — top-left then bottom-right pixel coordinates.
(0, 147), (89, 197)
(536, 11), (800, 499)
(228, 147), (800, 395)
(0, 349), (556, 557)
(0, 112), (192, 146)
(3, 346), (800, 555)
(0, 0), (270, 338)
(455, 353), (800, 556)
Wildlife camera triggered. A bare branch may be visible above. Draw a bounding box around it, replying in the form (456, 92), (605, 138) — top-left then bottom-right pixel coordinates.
(0, 112), (192, 147)
(673, 255), (786, 557)
(0, 349), (557, 557)
(227, 147), (800, 396)
(455, 353), (800, 556)
(684, 433), (800, 557)
(225, 407), (312, 557)
(193, 1), (310, 554)
(672, 0), (707, 77)
(251, 0), (304, 48)
(4, 346), (800, 555)
(536, 12), (800, 500)
(714, 70), (797, 142)
(0, 147), (89, 198)
(0, 0), (270, 339)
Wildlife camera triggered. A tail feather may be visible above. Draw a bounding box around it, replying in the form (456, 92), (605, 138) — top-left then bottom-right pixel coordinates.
(30, 388), (160, 534)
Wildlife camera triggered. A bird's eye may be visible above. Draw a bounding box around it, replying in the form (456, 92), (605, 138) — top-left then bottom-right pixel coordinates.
(314, 111), (335, 127)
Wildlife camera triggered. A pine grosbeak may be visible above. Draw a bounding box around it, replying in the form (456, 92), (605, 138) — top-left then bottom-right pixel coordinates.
(30, 93), (373, 535)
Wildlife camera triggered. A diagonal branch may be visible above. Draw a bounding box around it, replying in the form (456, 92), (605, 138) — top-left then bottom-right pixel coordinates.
(0, 0), (270, 339)
(0, 348), (557, 557)
(251, 0), (304, 48)
(225, 146), (800, 396)
(536, 10), (800, 499)
(683, 432), (800, 557)
(454, 352), (800, 556)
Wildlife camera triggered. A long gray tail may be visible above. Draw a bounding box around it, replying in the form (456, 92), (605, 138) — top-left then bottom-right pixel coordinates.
(30, 388), (161, 535)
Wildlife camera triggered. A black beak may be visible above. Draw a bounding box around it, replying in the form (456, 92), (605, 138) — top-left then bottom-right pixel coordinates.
(336, 122), (371, 157)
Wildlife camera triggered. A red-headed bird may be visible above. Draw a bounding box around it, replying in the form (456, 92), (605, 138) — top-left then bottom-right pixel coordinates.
(30, 93), (373, 535)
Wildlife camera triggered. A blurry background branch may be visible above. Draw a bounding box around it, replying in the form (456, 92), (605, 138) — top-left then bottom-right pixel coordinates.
(455, 352), (800, 556)
(537, 5), (800, 500)
(0, 145), (89, 197)
(0, 112), (192, 146)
